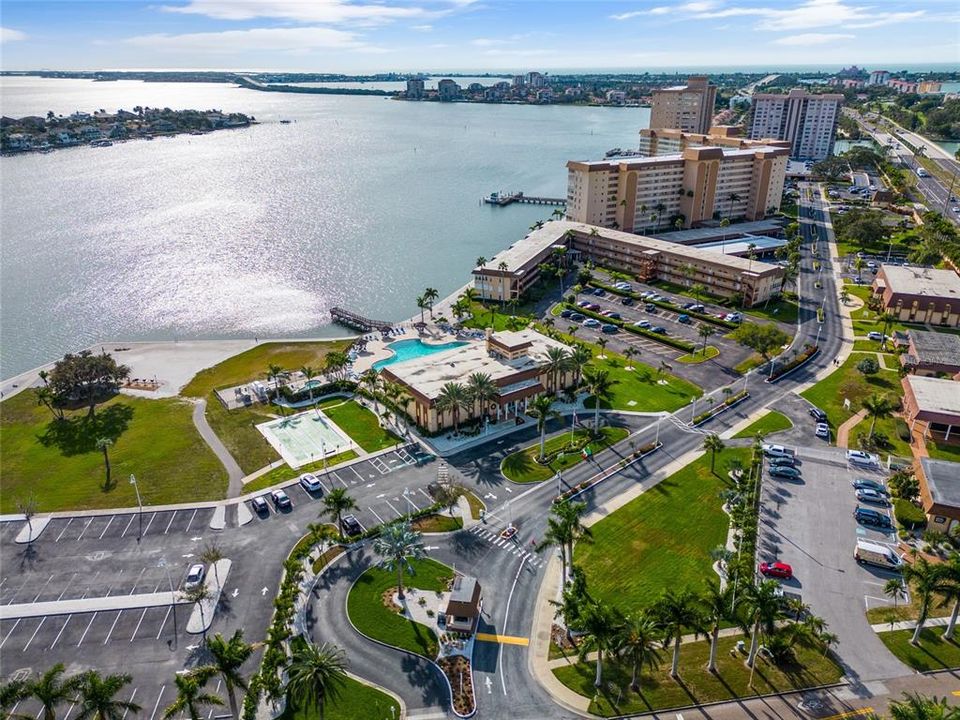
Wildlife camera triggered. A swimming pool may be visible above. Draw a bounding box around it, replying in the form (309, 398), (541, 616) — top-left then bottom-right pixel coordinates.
(373, 339), (469, 370)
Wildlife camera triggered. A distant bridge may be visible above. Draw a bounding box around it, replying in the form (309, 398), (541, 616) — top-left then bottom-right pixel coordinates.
(329, 307), (393, 332)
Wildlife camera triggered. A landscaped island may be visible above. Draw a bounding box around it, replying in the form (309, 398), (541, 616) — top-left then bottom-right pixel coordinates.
(0, 107), (253, 154)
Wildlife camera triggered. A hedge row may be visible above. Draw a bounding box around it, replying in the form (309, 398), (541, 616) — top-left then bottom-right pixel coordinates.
(586, 281), (739, 330)
(691, 390), (749, 426)
(768, 343), (819, 382)
(565, 303), (696, 353)
(553, 442), (659, 503)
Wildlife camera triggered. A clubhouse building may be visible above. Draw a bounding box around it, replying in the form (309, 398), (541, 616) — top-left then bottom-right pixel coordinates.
(873, 265), (960, 328)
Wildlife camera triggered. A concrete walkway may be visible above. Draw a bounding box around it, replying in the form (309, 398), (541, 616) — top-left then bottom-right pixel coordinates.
(871, 615), (953, 633)
(836, 409), (868, 449)
(192, 398), (245, 497)
(1, 591), (188, 620)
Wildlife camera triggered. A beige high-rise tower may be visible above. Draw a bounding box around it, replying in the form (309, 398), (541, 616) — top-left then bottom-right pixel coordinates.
(650, 76), (717, 134)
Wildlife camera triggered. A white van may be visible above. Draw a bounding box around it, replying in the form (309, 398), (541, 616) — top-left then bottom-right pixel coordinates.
(855, 540), (902, 570)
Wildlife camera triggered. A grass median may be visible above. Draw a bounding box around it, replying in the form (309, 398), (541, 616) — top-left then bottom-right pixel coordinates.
(877, 626), (960, 672)
(733, 411), (793, 439)
(321, 399), (401, 452)
(346, 557), (453, 659)
(501, 426), (630, 483)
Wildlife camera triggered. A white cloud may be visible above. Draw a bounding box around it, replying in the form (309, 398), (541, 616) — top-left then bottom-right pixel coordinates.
(160, 0), (475, 26)
(410, 24), (433, 31)
(611, 1), (718, 21)
(773, 32), (855, 45)
(692, 0), (925, 31)
(471, 37), (504, 47)
(0, 26), (27, 43)
(123, 26), (367, 53)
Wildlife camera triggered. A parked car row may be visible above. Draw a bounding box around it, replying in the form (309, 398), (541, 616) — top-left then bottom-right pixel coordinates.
(249, 474), (369, 536)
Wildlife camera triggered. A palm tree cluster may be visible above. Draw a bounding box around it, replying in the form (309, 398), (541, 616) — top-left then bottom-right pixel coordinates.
(434, 371), (498, 435)
(898, 551), (960, 647)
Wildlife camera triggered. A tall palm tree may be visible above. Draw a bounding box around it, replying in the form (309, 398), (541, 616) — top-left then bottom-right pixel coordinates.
(1, 677), (30, 717)
(536, 515), (573, 584)
(700, 580), (737, 673)
(74, 672), (139, 720)
(24, 664), (81, 720)
(854, 256), (865, 282)
(937, 554), (960, 641)
(266, 363), (284, 401)
(597, 337), (608, 358)
(162, 674), (223, 720)
(622, 347), (639, 370)
(702, 434), (725, 473)
(196, 630), (254, 720)
(577, 600), (622, 688)
(416, 295), (429, 325)
(323, 487), (358, 538)
(902, 555), (945, 645)
(476, 256), (487, 269)
(554, 500), (592, 573)
(424, 287), (439, 318)
(879, 312), (896, 349)
(544, 346), (571, 393)
(373, 519), (426, 600)
(285, 640), (348, 718)
(698, 325), (715, 356)
(569, 345), (592, 386)
(528, 394), (560, 460)
(617, 612), (663, 692)
(582, 367), (617, 431)
(95, 438), (113, 488)
(727, 192), (741, 219)
(201, 542), (225, 589)
(185, 584), (213, 643)
(654, 202), (666, 231)
(655, 589), (704, 678)
(742, 580), (784, 673)
(862, 393), (894, 441)
(435, 381), (468, 433)
(884, 577), (908, 615)
(360, 369), (379, 411)
(746, 242), (758, 274)
(300, 365), (319, 409)
(466, 372), (497, 424)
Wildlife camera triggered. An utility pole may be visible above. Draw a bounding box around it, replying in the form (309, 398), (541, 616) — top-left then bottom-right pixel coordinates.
(130, 474), (143, 543)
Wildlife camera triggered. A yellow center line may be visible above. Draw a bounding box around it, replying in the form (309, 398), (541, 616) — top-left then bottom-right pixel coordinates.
(952, 690), (960, 697)
(474, 632), (529, 646)
(820, 709), (874, 720)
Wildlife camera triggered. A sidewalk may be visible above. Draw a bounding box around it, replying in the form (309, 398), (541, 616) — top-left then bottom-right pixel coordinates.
(871, 615), (953, 633)
(836, 409), (868, 449)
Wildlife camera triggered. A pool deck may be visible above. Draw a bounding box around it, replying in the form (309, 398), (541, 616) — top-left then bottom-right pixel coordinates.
(351, 324), (486, 375)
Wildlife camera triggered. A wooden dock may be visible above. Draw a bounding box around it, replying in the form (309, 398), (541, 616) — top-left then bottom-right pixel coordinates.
(329, 307), (393, 332)
(483, 191), (566, 207)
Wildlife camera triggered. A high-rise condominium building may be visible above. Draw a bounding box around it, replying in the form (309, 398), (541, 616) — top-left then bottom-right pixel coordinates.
(565, 144), (788, 233)
(637, 126), (790, 157)
(748, 88), (843, 161)
(650, 76), (718, 134)
(406, 78), (425, 99)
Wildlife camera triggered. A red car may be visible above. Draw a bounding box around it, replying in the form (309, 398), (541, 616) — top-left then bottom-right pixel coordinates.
(759, 561), (793, 579)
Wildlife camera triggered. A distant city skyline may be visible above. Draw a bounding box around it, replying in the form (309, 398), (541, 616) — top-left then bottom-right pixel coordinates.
(1, 0), (957, 72)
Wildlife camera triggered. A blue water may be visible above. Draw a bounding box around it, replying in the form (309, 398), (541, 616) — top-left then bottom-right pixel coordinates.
(373, 339), (468, 370)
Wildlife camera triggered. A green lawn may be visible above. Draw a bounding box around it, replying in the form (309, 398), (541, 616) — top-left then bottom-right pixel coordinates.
(927, 441), (960, 463)
(242, 450), (359, 493)
(851, 340), (895, 353)
(733, 411), (793, 439)
(462, 301), (536, 332)
(465, 491), (486, 520)
(0, 390), (227, 512)
(500, 426), (630, 483)
(800, 354), (902, 429)
(877, 626), (960, 672)
(581, 353), (701, 412)
(552, 634), (843, 717)
(322, 400), (401, 453)
(574, 448), (750, 612)
(204, 395), (281, 474)
(181, 340), (354, 397)
(411, 513), (463, 533)
(676, 346), (720, 364)
(346, 557), (453, 659)
(733, 353), (764, 375)
(743, 297), (799, 325)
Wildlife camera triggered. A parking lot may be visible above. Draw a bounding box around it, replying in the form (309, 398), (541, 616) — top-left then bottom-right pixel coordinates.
(758, 444), (910, 680)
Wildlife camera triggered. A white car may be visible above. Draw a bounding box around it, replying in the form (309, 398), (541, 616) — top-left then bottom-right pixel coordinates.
(185, 563), (206, 591)
(299, 473), (323, 493)
(614, 282), (633, 291)
(815, 423), (830, 438)
(633, 320), (652, 329)
(583, 318), (601, 328)
(762, 443), (793, 459)
(847, 449), (879, 467)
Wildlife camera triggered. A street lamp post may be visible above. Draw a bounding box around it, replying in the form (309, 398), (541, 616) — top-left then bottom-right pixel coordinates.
(129, 474), (143, 543)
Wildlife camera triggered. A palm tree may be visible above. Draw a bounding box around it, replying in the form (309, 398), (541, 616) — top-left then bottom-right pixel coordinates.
(884, 577), (908, 615)
(1, 677), (29, 717)
(537, 515), (573, 584)
(582, 367), (617, 431)
(673, 217), (684, 232)
(700, 581), (737, 673)
(623, 347), (639, 370)
(360, 369), (379, 411)
(719, 217), (730, 251)
(528, 394), (560, 461)
(416, 295), (429, 324)
(373, 519), (425, 600)
(727, 192), (742, 219)
(201, 542), (225, 589)
(569, 345), (592, 386)
(162, 674), (222, 720)
(742, 580), (784, 674)
(544, 346), (570, 393)
(266, 363), (285, 401)
(887, 691), (957, 720)
(554, 500), (592, 573)
(476, 256), (487, 269)
(617, 612), (663, 692)
(854, 256), (865, 282)
(596, 337), (608, 358)
(424, 287), (439, 318)
(903, 555), (945, 645)
(655, 589), (704, 678)
(466, 372), (497, 425)
(937, 554), (960, 641)
(284, 641), (348, 717)
(74, 672), (139, 720)
(184, 584), (213, 642)
(300, 365), (319, 408)
(698, 325), (715, 356)
(747, 242), (758, 274)
(879, 312), (896, 349)
(577, 600), (622, 688)
(654, 202), (666, 231)
(196, 630), (254, 720)
(435, 381), (468, 433)
(862, 393), (893, 441)
(703, 434), (725, 474)
(690, 282), (706, 305)
(96, 438), (113, 488)
(24, 664), (81, 720)
(323, 488), (358, 538)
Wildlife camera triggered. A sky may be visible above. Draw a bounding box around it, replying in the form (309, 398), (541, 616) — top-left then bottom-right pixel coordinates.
(1, 0), (958, 73)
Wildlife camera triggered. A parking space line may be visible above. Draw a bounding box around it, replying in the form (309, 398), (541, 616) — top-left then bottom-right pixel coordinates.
(55, 518), (74, 542)
(142, 512), (158, 537)
(23, 617), (46, 650)
(130, 608), (148, 641)
(1, 618), (21, 649)
(57, 573), (78, 600)
(120, 514), (135, 538)
(418, 488), (433, 504)
(156, 606), (172, 640)
(121, 690), (138, 720)
(368, 507), (385, 524)
(207, 680), (222, 718)
(76, 517), (95, 541)
(6, 579), (30, 605)
(130, 567), (147, 594)
(103, 610), (123, 644)
(31, 574), (55, 602)
(331, 471), (349, 488)
(148, 686), (166, 720)
(62, 698), (79, 720)
(98, 516), (115, 540)
(50, 615), (73, 650)
(163, 513), (177, 535)
(384, 500), (402, 518)
(184, 508), (199, 534)
(349, 466), (365, 482)
(77, 612), (99, 646)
